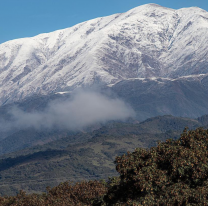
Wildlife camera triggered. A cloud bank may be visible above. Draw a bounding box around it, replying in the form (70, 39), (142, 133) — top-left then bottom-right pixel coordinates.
(0, 90), (135, 131)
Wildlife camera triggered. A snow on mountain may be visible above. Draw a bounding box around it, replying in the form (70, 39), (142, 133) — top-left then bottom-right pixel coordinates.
(1, 4), (208, 105)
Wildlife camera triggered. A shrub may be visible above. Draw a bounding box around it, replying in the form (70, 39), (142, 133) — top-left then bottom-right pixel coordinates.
(0, 180), (107, 206)
(104, 128), (208, 205)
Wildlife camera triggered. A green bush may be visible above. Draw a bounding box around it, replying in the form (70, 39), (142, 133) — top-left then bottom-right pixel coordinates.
(104, 128), (208, 205)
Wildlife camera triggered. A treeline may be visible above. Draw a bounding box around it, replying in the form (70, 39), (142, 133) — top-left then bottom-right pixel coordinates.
(1, 127), (208, 205)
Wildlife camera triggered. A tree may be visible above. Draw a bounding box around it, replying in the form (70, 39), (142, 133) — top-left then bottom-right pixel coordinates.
(104, 128), (208, 205)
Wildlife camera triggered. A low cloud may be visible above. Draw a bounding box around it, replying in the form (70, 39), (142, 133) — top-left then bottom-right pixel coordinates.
(1, 90), (135, 131)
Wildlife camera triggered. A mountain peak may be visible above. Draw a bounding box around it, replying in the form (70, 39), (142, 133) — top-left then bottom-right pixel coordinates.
(126, 3), (175, 15)
(143, 3), (172, 8)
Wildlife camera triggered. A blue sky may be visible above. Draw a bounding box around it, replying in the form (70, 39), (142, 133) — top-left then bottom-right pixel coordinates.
(1, 0), (208, 44)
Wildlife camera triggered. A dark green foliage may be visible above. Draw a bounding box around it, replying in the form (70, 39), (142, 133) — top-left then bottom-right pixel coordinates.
(0, 181), (107, 205)
(104, 128), (208, 205)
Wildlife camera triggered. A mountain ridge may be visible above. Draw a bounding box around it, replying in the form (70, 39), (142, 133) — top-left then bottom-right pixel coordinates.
(1, 4), (208, 105)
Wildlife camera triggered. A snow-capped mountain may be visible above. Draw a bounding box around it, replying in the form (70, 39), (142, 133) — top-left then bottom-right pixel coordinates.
(1, 4), (208, 105)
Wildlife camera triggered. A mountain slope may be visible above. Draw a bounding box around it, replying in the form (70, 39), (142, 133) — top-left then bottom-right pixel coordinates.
(111, 75), (208, 120)
(0, 115), (203, 195)
(1, 4), (208, 105)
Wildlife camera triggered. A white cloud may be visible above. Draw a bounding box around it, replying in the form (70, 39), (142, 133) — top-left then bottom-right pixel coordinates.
(1, 90), (135, 131)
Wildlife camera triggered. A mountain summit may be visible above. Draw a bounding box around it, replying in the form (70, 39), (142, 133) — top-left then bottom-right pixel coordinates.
(0, 4), (208, 105)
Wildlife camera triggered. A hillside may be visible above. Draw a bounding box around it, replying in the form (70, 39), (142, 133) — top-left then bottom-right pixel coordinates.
(0, 77), (208, 156)
(111, 77), (208, 120)
(1, 127), (208, 205)
(0, 115), (204, 196)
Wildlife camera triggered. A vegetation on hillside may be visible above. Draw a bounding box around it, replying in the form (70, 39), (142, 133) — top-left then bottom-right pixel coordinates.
(1, 115), (196, 196)
(1, 127), (208, 205)
(0, 181), (107, 206)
